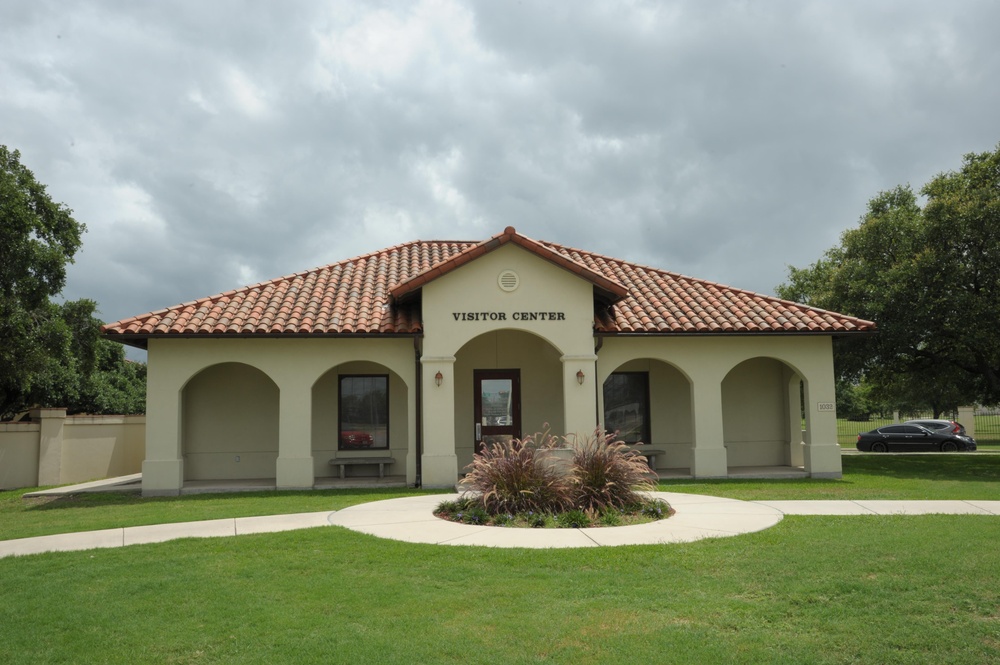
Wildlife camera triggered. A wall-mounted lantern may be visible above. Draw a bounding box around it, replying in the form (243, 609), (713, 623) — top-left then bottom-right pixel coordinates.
(435, 371), (444, 387)
(576, 369), (585, 385)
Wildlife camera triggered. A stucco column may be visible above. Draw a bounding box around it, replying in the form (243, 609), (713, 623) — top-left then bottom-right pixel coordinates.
(421, 356), (457, 488)
(561, 354), (598, 442)
(142, 357), (184, 496)
(802, 376), (842, 479)
(691, 378), (728, 478)
(276, 381), (314, 489)
(34, 408), (66, 486)
(786, 373), (805, 467)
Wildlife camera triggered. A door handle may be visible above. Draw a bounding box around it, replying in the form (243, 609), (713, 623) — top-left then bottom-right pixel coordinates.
(476, 423), (481, 440)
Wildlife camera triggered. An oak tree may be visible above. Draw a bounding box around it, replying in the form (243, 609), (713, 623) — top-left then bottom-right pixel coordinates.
(777, 144), (1000, 411)
(0, 145), (144, 419)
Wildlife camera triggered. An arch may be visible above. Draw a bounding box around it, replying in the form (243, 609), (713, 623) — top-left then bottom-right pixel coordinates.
(182, 362), (279, 481)
(453, 329), (564, 470)
(446, 324), (568, 359)
(600, 357), (694, 471)
(721, 356), (804, 468)
(311, 360), (409, 480)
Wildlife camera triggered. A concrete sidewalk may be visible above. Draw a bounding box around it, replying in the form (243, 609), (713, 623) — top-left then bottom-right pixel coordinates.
(757, 499), (1000, 515)
(0, 512), (340, 558)
(3, 493), (1000, 558)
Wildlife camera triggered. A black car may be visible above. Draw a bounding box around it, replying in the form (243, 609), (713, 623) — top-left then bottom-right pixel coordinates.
(904, 419), (968, 436)
(857, 424), (977, 453)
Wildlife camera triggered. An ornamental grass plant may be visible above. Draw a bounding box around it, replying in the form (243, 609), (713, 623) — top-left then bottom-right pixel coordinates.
(459, 430), (572, 515)
(453, 428), (668, 526)
(569, 430), (657, 512)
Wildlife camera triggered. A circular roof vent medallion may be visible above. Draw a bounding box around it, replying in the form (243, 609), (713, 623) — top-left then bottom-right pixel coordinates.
(498, 269), (520, 292)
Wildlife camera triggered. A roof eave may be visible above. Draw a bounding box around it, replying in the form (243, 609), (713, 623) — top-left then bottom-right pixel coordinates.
(594, 328), (878, 338)
(102, 330), (424, 348)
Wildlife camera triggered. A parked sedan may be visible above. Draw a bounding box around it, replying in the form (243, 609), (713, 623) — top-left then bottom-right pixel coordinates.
(904, 419), (968, 436)
(857, 424), (977, 453)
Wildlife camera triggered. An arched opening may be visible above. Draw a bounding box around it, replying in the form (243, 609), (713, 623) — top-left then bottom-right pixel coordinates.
(453, 329), (563, 472)
(181, 362), (279, 481)
(601, 358), (693, 472)
(311, 361), (408, 480)
(722, 357), (805, 470)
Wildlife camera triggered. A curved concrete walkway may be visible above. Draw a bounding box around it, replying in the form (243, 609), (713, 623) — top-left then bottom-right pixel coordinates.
(3, 493), (1000, 558)
(327, 492), (783, 548)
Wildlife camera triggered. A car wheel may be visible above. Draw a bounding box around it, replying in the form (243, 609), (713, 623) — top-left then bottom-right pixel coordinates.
(940, 441), (959, 452)
(871, 441), (888, 453)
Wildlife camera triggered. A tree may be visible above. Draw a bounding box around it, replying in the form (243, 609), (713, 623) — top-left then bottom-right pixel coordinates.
(23, 299), (146, 416)
(0, 145), (145, 419)
(777, 143), (1000, 412)
(1, 146), (84, 418)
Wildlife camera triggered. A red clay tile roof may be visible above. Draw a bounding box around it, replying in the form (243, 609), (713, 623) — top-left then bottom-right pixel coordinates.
(390, 226), (629, 305)
(102, 228), (875, 346)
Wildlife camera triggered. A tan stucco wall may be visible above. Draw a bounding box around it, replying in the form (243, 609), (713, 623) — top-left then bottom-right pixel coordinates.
(0, 413), (145, 489)
(722, 357), (788, 466)
(613, 358), (693, 469)
(419, 243), (600, 485)
(0, 423), (40, 489)
(62, 415), (146, 482)
(138, 246), (841, 490)
(453, 330), (565, 472)
(143, 337), (416, 494)
(422, 244), (597, 358)
(597, 334), (840, 477)
(311, 361), (408, 479)
(183, 363), (279, 480)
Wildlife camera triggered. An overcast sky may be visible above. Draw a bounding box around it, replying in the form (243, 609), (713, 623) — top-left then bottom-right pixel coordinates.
(3, 1), (999, 348)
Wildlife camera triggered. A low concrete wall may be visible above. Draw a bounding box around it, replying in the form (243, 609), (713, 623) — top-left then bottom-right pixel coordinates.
(0, 408), (145, 490)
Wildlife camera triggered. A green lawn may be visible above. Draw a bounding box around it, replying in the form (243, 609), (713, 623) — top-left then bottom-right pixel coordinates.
(2, 514), (998, 663)
(665, 453), (1000, 501)
(2, 455), (999, 542)
(0, 486), (441, 542)
(2, 457), (1000, 663)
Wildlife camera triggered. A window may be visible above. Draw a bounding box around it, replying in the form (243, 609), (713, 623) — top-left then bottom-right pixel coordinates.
(338, 375), (389, 450)
(603, 372), (650, 444)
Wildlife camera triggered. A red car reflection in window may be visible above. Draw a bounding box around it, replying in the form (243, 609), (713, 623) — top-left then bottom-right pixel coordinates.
(340, 431), (374, 448)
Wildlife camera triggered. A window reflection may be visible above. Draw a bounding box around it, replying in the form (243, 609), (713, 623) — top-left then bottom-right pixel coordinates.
(603, 372), (649, 444)
(339, 375), (389, 449)
(481, 379), (513, 426)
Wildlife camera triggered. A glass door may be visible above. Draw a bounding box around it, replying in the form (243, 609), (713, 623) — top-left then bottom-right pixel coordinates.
(473, 369), (521, 454)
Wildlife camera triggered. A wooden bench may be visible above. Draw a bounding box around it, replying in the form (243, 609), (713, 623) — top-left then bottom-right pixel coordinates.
(329, 457), (395, 479)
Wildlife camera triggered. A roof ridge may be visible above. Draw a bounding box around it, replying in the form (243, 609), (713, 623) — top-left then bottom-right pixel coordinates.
(389, 227), (628, 303)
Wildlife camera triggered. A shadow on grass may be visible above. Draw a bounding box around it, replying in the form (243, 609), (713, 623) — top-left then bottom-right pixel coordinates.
(19, 487), (434, 513)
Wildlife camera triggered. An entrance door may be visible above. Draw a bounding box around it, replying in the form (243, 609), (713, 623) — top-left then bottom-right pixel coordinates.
(473, 369), (521, 453)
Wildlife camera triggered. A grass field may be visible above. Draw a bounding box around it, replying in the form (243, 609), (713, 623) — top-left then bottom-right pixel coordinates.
(3, 456), (999, 542)
(2, 456), (999, 664)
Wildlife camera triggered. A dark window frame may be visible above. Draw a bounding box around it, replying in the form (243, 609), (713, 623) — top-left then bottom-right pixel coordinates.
(338, 374), (390, 451)
(603, 371), (651, 444)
